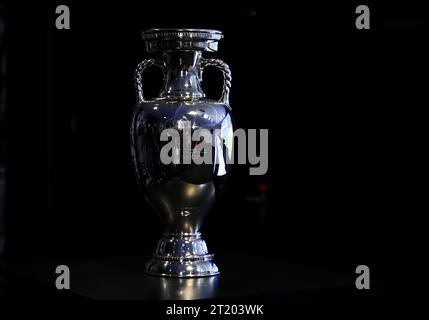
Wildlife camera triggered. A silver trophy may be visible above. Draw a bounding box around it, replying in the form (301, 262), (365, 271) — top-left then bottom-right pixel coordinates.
(130, 29), (233, 277)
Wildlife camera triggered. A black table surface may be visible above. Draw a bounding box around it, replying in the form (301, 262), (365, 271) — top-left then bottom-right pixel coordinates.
(1, 251), (371, 300)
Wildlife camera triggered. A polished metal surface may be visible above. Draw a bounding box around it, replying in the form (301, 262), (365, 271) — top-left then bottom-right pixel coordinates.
(145, 233), (219, 277)
(141, 28), (223, 52)
(131, 28), (232, 277)
(156, 276), (219, 299)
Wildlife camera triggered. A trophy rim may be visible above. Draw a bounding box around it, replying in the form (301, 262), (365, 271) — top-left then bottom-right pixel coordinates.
(142, 28), (223, 41)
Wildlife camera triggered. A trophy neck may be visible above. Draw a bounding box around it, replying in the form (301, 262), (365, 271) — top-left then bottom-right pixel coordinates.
(160, 50), (205, 99)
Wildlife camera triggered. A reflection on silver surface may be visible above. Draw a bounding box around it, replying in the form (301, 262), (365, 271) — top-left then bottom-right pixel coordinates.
(131, 29), (232, 277)
(155, 275), (219, 300)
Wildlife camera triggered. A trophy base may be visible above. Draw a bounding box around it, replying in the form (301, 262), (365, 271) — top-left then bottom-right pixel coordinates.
(145, 232), (220, 278)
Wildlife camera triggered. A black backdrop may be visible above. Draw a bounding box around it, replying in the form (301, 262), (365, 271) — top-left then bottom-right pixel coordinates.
(3, 0), (427, 293)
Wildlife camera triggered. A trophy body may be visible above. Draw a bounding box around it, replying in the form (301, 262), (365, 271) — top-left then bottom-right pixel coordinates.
(131, 29), (233, 277)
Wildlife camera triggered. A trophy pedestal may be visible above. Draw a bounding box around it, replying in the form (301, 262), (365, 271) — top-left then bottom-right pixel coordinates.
(145, 232), (219, 278)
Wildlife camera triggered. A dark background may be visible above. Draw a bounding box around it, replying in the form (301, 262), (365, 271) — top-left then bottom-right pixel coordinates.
(1, 0), (426, 299)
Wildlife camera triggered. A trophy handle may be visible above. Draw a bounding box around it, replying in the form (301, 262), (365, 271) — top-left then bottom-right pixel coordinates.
(134, 59), (165, 103)
(201, 58), (232, 109)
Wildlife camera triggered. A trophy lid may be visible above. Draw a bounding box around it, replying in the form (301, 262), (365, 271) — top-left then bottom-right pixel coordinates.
(141, 28), (223, 53)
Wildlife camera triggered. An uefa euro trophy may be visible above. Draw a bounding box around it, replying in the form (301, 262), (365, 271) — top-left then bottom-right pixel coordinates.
(130, 29), (233, 277)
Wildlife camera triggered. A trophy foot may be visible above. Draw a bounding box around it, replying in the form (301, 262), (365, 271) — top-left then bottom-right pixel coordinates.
(145, 232), (220, 278)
